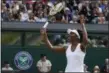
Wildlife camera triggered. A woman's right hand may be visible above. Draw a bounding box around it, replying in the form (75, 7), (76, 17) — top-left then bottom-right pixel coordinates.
(40, 28), (48, 39)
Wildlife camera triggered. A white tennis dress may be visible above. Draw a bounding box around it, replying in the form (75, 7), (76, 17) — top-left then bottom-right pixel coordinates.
(65, 43), (86, 72)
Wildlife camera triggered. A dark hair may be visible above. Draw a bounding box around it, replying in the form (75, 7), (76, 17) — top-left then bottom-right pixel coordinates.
(55, 13), (63, 21)
(4, 61), (9, 64)
(40, 54), (46, 58)
(77, 30), (83, 42)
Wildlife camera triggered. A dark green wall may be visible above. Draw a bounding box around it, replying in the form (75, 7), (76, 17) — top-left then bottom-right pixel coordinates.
(1, 46), (108, 73)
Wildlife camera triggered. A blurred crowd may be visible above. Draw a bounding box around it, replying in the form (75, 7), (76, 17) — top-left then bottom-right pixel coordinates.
(1, 0), (109, 24)
(51, 34), (109, 48)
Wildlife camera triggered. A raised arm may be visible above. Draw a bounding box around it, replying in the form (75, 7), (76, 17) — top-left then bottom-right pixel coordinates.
(40, 28), (66, 52)
(80, 15), (88, 49)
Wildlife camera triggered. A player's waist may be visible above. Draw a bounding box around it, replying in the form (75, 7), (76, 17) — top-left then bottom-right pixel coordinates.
(66, 64), (84, 70)
(65, 67), (84, 72)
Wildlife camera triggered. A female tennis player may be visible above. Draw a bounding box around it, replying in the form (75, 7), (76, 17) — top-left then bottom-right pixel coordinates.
(40, 15), (88, 72)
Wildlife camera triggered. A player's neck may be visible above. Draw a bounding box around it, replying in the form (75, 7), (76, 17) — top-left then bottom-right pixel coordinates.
(71, 41), (79, 46)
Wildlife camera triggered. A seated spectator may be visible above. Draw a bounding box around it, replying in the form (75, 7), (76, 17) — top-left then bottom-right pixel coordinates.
(99, 6), (105, 13)
(97, 40), (105, 47)
(2, 61), (13, 71)
(53, 34), (63, 45)
(36, 54), (52, 73)
(28, 13), (36, 22)
(103, 39), (109, 48)
(1, 0), (109, 24)
(91, 39), (98, 47)
(35, 12), (48, 22)
(26, 2), (33, 14)
(70, 15), (78, 23)
(63, 7), (72, 23)
(78, 3), (88, 17)
(43, 8), (48, 18)
(20, 10), (29, 22)
(93, 65), (100, 73)
(70, 10), (79, 23)
(1, 4), (10, 21)
(54, 13), (66, 23)
(11, 1), (20, 14)
(95, 3), (102, 14)
(91, 8), (99, 24)
(97, 13), (106, 24)
(12, 12), (20, 21)
(78, 14), (87, 24)
(5, 0), (14, 8)
(101, 58), (109, 73)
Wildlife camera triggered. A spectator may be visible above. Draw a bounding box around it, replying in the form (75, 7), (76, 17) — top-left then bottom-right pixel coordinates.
(2, 61), (13, 71)
(1, 4), (10, 21)
(43, 6), (49, 18)
(28, 13), (36, 22)
(19, 9), (29, 22)
(97, 13), (106, 24)
(91, 8), (98, 24)
(1, 0), (109, 24)
(101, 58), (109, 73)
(53, 34), (63, 45)
(93, 65), (100, 73)
(11, 1), (20, 14)
(37, 54), (52, 73)
(54, 13), (65, 23)
(95, 3), (102, 14)
(8, 11), (14, 21)
(70, 9), (79, 23)
(33, 1), (38, 15)
(105, 9), (109, 23)
(42, 0), (48, 5)
(91, 39), (98, 47)
(97, 40), (105, 47)
(35, 12), (48, 22)
(12, 11), (20, 21)
(99, 0), (107, 13)
(78, 1), (83, 12)
(25, 0), (34, 14)
(70, 14), (78, 23)
(63, 7), (72, 23)
(103, 39), (109, 48)
(78, 14), (87, 24)
(79, 2), (88, 17)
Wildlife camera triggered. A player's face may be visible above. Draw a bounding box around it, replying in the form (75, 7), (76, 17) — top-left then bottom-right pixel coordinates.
(68, 32), (77, 42)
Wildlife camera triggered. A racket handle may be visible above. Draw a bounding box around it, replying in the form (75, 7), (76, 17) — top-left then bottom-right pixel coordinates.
(43, 22), (49, 28)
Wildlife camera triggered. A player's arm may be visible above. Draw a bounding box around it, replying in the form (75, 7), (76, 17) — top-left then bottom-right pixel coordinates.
(80, 15), (88, 50)
(40, 29), (66, 52)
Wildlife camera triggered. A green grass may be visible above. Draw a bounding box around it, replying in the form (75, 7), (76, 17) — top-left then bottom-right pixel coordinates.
(1, 32), (20, 45)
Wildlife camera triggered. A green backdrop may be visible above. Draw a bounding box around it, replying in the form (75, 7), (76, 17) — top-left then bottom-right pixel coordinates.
(1, 46), (108, 73)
